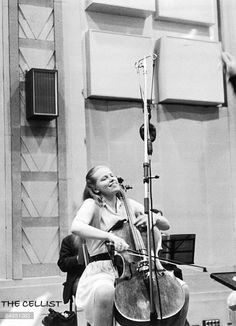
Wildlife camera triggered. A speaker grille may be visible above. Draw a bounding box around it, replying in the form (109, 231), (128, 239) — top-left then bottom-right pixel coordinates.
(26, 68), (58, 120)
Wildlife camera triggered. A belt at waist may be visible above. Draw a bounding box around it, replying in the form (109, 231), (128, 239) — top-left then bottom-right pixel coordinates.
(89, 252), (111, 263)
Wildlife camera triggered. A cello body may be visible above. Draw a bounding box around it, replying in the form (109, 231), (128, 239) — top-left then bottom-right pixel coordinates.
(109, 188), (185, 326)
(111, 221), (185, 326)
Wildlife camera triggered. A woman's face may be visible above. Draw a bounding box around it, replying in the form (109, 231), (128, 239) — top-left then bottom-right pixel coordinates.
(93, 166), (120, 197)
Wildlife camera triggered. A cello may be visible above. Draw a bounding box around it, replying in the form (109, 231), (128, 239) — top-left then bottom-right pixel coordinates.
(107, 185), (185, 326)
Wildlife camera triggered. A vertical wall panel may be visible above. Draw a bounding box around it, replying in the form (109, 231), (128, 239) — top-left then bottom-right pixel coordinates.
(10, 1), (61, 278)
(10, 0), (22, 279)
(0, 0), (11, 279)
(0, 0), (5, 279)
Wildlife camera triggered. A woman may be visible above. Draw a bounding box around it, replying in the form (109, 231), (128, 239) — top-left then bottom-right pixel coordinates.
(71, 165), (189, 326)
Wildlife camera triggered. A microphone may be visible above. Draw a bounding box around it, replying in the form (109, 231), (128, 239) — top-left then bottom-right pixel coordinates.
(139, 123), (156, 143)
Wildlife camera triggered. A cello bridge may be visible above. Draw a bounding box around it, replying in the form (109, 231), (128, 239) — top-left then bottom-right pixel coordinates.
(137, 260), (149, 273)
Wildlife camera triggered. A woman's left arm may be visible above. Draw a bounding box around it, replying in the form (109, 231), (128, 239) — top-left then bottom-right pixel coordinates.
(130, 198), (170, 231)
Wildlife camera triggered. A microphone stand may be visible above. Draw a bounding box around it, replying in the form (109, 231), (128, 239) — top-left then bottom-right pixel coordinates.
(135, 54), (159, 324)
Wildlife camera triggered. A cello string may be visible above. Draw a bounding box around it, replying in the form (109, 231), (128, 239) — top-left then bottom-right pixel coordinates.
(120, 188), (147, 256)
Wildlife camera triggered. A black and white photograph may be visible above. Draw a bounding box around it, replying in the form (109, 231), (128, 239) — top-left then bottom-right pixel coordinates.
(0, 0), (236, 325)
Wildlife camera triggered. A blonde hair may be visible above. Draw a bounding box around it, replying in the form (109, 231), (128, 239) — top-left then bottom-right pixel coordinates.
(82, 165), (107, 204)
(82, 165), (121, 204)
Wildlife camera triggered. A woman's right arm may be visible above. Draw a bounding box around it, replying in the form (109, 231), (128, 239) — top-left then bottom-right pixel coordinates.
(71, 219), (113, 241)
(71, 199), (110, 241)
(71, 199), (129, 251)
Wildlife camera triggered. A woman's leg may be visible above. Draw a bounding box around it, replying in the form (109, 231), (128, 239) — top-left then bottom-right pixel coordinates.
(93, 284), (115, 326)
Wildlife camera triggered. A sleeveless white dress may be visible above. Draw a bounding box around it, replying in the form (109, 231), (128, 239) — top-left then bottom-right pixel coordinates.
(74, 198), (133, 325)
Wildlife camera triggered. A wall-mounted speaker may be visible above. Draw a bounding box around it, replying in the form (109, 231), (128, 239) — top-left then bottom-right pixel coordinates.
(25, 68), (58, 120)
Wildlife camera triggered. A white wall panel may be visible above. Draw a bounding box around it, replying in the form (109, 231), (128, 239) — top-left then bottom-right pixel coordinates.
(85, 0), (155, 18)
(156, 0), (216, 26)
(155, 36), (224, 106)
(86, 30), (153, 100)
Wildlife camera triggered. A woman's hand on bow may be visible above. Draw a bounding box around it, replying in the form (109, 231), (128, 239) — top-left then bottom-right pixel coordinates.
(107, 233), (129, 252)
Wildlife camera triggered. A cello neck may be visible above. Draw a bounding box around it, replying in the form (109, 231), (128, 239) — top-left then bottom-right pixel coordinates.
(119, 189), (146, 253)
